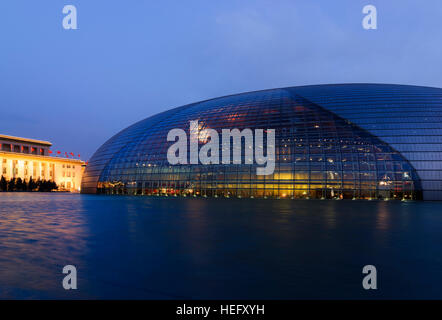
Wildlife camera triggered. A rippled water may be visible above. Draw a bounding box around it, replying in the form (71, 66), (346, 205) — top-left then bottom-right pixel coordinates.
(1, 193), (442, 299)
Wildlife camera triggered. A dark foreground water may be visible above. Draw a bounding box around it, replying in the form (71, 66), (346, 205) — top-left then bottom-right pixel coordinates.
(0, 193), (442, 299)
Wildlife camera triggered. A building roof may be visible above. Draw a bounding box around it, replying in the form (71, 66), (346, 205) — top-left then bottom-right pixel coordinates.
(0, 150), (85, 164)
(0, 134), (52, 146)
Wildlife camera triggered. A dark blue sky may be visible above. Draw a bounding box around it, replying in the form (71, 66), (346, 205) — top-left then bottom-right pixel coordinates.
(1, 0), (441, 160)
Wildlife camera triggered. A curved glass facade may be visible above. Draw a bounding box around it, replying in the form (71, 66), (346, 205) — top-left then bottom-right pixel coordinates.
(82, 84), (442, 200)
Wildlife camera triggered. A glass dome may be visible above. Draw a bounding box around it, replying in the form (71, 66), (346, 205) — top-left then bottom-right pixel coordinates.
(82, 84), (442, 200)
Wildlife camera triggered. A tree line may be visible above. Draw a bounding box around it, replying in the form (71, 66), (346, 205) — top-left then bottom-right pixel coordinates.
(0, 176), (58, 192)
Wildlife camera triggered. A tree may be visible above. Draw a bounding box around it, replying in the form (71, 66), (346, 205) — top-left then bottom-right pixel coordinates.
(16, 177), (24, 191)
(36, 179), (58, 192)
(0, 176), (7, 191)
(36, 178), (42, 191)
(28, 176), (36, 191)
(0, 176), (58, 192)
(8, 178), (16, 191)
(39, 179), (48, 192)
(50, 180), (58, 191)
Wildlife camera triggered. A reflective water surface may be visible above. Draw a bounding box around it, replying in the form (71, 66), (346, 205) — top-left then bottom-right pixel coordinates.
(1, 193), (442, 299)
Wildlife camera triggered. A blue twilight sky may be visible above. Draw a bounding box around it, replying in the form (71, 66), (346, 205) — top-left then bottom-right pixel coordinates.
(0, 0), (441, 160)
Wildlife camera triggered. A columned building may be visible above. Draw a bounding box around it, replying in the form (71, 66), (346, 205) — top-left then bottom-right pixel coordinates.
(0, 134), (85, 192)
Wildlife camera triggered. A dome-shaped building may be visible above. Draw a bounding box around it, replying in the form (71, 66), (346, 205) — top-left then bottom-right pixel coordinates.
(81, 84), (442, 200)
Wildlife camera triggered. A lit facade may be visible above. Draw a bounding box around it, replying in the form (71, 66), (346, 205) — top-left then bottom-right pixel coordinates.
(0, 134), (85, 192)
(81, 84), (442, 200)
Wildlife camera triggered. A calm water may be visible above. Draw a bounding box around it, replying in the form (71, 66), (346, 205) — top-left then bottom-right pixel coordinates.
(0, 193), (442, 299)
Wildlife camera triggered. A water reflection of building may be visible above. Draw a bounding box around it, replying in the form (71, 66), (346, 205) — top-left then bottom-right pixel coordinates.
(0, 134), (85, 192)
(82, 84), (442, 200)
